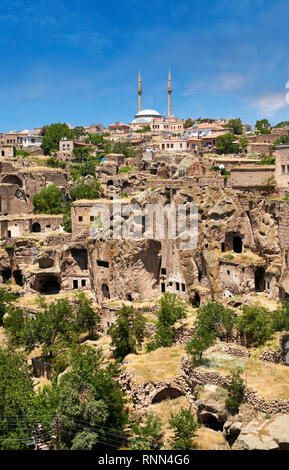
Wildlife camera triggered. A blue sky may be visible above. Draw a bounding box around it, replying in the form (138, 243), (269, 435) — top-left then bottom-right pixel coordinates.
(1, 0), (289, 130)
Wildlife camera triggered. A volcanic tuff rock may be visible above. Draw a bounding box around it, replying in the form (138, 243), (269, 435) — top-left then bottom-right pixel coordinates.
(233, 414), (289, 450)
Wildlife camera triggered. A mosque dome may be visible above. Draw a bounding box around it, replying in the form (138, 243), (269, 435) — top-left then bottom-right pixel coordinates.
(131, 108), (162, 124)
(135, 109), (161, 117)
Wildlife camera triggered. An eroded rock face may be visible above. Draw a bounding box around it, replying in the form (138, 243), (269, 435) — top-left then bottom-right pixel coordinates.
(233, 414), (289, 450)
(195, 396), (230, 430)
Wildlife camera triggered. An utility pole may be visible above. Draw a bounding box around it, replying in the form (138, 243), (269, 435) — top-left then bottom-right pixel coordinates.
(54, 416), (61, 450)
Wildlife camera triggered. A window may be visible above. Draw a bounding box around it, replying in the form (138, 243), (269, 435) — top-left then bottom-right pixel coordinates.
(182, 283), (186, 292)
(176, 282), (180, 291)
(90, 216), (94, 221)
(161, 282), (166, 292)
(282, 165), (286, 174)
(73, 280), (78, 289)
(161, 268), (167, 275)
(81, 279), (86, 287)
(78, 216), (83, 222)
(97, 260), (109, 268)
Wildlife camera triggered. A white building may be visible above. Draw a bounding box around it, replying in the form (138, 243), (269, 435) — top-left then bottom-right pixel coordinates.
(185, 122), (231, 138)
(159, 137), (191, 152)
(22, 134), (42, 148)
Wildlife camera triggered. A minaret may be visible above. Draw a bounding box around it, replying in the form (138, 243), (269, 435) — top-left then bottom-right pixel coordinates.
(168, 67), (172, 118)
(138, 69), (142, 113)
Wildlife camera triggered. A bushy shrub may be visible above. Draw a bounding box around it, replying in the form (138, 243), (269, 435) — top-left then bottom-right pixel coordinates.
(147, 293), (187, 351)
(225, 368), (245, 414)
(33, 184), (63, 214)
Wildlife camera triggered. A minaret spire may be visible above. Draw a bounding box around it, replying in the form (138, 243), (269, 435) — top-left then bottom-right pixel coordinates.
(168, 66), (172, 118)
(138, 69), (142, 113)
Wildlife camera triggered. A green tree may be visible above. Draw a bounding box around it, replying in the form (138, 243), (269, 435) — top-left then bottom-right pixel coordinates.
(271, 300), (289, 332)
(33, 184), (64, 215)
(3, 306), (26, 347)
(73, 146), (94, 162)
(273, 135), (289, 148)
(255, 119), (271, 134)
(184, 118), (195, 128)
(169, 407), (199, 450)
(135, 125), (151, 133)
(186, 301), (235, 362)
(256, 153), (276, 165)
(236, 304), (272, 346)
(0, 288), (18, 325)
(130, 412), (163, 450)
(112, 141), (137, 158)
(70, 177), (101, 200)
(108, 305), (146, 360)
(195, 301), (235, 340)
(70, 159), (98, 180)
(46, 157), (66, 169)
(225, 368), (245, 414)
(41, 123), (74, 155)
(274, 121), (289, 128)
(0, 346), (36, 450)
(62, 201), (72, 233)
(22, 297), (77, 356)
(239, 136), (249, 151)
(228, 118), (243, 135)
(56, 345), (127, 449)
(74, 292), (100, 338)
(216, 133), (240, 154)
(147, 293), (187, 351)
(186, 327), (216, 363)
(72, 126), (86, 139)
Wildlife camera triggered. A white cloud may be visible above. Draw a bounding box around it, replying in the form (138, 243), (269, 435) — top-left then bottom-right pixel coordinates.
(183, 72), (246, 96)
(217, 73), (246, 91)
(253, 92), (287, 116)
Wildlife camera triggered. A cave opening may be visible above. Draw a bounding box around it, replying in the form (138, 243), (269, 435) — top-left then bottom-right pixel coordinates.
(199, 413), (224, 432)
(233, 236), (242, 254)
(2, 268), (11, 283)
(255, 268), (265, 292)
(38, 276), (60, 295)
(151, 387), (183, 404)
(71, 248), (88, 270)
(32, 222), (41, 233)
(2, 175), (23, 187)
(102, 283), (110, 299)
(191, 292), (200, 307)
(13, 270), (23, 286)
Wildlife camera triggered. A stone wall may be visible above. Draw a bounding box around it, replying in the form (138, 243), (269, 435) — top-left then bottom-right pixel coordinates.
(181, 358), (289, 415)
(229, 166), (275, 187)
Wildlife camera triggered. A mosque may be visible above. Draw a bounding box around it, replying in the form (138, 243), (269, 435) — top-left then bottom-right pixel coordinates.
(130, 70), (184, 134)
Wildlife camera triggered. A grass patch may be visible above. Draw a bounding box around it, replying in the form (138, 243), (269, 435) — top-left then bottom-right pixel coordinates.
(125, 344), (185, 383)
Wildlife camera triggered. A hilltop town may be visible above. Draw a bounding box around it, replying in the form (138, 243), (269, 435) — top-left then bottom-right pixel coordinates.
(3, 72), (289, 451)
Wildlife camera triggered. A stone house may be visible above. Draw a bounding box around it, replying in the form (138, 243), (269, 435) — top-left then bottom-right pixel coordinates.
(159, 137), (191, 152)
(275, 144), (289, 194)
(0, 145), (16, 158)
